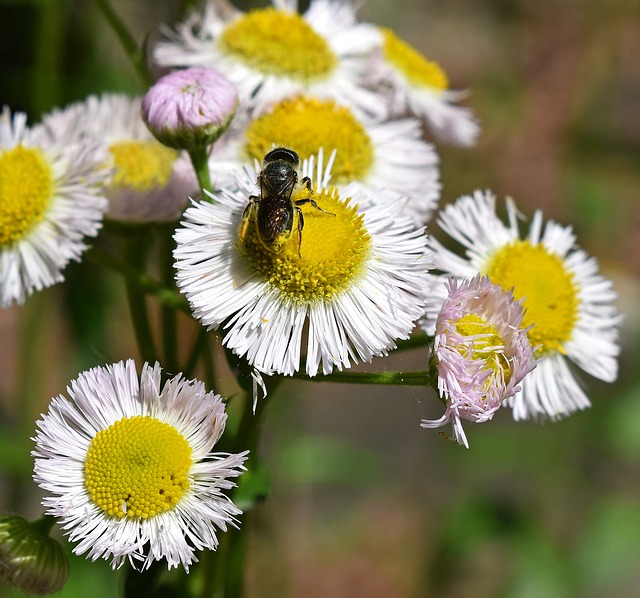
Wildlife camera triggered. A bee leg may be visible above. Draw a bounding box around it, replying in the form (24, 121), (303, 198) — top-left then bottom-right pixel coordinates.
(237, 197), (259, 246)
(295, 206), (304, 257)
(294, 197), (336, 217)
(300, 176), (313, 193)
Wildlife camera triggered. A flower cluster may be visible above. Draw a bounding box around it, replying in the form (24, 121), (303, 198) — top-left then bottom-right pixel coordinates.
(0, 0), (622, 587)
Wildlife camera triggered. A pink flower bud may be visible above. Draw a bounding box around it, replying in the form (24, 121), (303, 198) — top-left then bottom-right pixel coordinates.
(142, 67), (238, 150)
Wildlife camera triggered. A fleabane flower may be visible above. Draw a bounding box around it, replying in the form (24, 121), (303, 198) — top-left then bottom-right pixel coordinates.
(370, 27), (480, 147)
(142, 67), (238, 150)
(422, 276), (535, 448)
(154, 0), (383, 117)
(425, 190), (621, 421)
(32, 360), (248, 571)
(210, 94), (441, 224)
(72, 93), (197, 222)
(0, 106), (109, 307)
(174, 154), (432, 377)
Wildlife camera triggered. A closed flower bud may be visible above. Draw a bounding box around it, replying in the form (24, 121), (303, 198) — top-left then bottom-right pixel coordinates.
(0, 515), (69, 596)
(142, 67), (238, 150)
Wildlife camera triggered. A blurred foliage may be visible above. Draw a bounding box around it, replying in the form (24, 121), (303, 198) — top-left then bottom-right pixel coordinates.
(1, 0), (640, 596)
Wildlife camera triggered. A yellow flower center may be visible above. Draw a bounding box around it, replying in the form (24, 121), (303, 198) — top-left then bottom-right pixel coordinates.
(239, 186), (371, 304)
(244, 96), (374, 183)
(0, 146), (53, 247)
(109, 141), (178, 192)
(218, 8), (337, 81)
(455, 313), (508, 381)
(380, 27), (449, 91)
(84, 415), (192, 519)
(484, 240), (578, 356)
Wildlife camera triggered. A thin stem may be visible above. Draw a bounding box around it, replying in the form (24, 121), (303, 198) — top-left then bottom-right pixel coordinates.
(292, 369), (435, 386)
(160, 228), (178, 373)
(124, 235), (157, 364)
(93, 0), (152, 87)
(189, 146), (214, 197)
(85, 246), (190, 314)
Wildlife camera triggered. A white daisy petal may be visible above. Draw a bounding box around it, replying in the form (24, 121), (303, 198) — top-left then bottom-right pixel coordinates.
(0, 106), (109, 307)
(210, 95), (441, 224)
(67, 94), (198, 222)
(175, 153), (432, 378)
(32, 360), (247, 571)
(154, 0), (383, 119)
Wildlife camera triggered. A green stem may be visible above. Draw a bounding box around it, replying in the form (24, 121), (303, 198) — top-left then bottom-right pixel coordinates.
(85, 246), (190, 314)
(93, 0), (152, 87)
(160, 228), (178, 373)
(189, 146), (214, 197)
(293, 369), (435, 386)
(124, 235), (157, 363)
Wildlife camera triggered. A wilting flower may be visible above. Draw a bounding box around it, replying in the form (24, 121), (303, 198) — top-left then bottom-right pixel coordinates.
(425, 190), (621, 420)
(32, 360), (247, 570)
(422, 276), (535, 448)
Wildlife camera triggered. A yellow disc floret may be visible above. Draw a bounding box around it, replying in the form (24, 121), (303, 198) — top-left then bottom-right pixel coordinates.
(244, 96), (374, 183)
(84, 415), (192, 519)
(485, 240), (578, 356)
(455, 313), (509, 381)
(0, 146), (53, 247)
(109, 141), (178, 192)
(218, 8), (337, 81)
(239, 186), (371, 304)
(380, 27), (449, 91)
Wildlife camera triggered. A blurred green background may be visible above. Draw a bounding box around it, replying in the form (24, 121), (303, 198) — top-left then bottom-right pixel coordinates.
(1, 0), (640, 596)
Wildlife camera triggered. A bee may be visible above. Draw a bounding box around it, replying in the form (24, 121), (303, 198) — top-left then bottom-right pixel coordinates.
(238, 147), (334, 255)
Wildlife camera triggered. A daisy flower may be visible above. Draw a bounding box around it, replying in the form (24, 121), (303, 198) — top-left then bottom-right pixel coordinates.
(153, 0), (383, 117)
(210, 94), (441, 224)
(0, 106), (109, 307)
(370, 27), (480, 147)
(425, 190), (621, 420)
(174, 153), (432, 377)
(32, 360), (247, 571)
(422, 276), (535, 448)
(72, 93), (198, 222)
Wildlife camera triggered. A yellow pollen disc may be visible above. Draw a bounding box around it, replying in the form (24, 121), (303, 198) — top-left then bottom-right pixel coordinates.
(84, 415), (192, 519)
(485, 240), (578, 356)
(109, 141), (178, 192)
(239, 186), (371, 304)
(218, 8), (337, 81)
(0, 145), (53, 247)
(244, 96), (374, 183)
(380, 27), (449, 91)
(455, 313), (509, 381)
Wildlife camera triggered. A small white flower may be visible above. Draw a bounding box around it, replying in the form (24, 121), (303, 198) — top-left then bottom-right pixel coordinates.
(210, 94), (441, 224)
(425, 190), (621, 420)
(0, 106), (109, 307)
(71, 94), (198, 222)
(32, 360), (247, 571)
(174, 155), (433, 377)
(423, 276), (535, 448)
(370, 27), (480, 147)
(154, 0), (383, 118)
